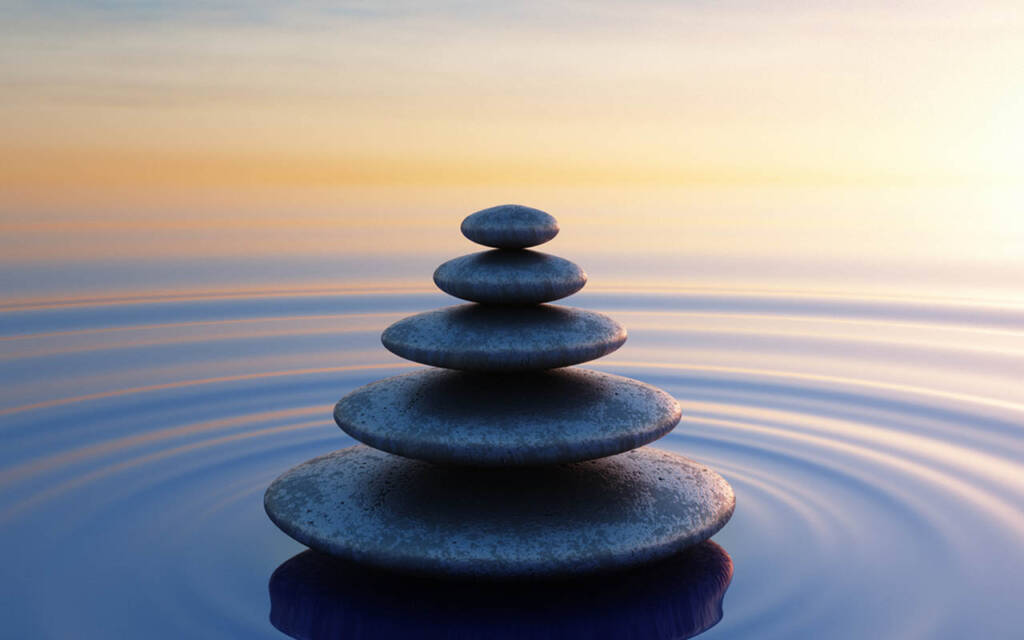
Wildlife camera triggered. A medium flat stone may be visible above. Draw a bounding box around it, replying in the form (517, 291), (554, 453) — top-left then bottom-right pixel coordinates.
(381, 304), (626, 371)
(264, 445), (735, 578)
(269, 541), (732, 639)
(334, 368), (681, 466)
(461, 204), (559, 249)
(433, 250), (587, 305)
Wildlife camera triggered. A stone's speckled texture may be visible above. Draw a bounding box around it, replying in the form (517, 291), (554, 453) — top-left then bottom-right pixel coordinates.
(433, 250), (586, 305)
(334, 368), (681, 466)
(381, 304), (626, 371)
(269, 542), (732, 639)
(461, 204), (559, 249)
(263, 445), (735, 579)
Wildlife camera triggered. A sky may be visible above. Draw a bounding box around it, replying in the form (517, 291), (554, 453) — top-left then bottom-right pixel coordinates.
(1, 1), (1022, 294)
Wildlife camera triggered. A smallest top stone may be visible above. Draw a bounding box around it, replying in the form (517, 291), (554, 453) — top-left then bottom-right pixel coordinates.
(461, 204), (559, 249)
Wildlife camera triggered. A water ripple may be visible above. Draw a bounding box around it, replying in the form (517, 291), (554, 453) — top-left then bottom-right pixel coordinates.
(0, 287), (1022, 638)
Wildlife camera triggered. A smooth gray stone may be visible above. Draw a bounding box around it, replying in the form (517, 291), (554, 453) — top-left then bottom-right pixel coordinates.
(334, 368), (681, 466)
(433, 250), (587, 305)
(461, 204), (559, 249)
(264, 445), (736, 578)
(381, 304), (627, 371)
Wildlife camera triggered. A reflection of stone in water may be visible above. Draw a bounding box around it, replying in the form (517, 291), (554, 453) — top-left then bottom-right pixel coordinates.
(269, 541), (733, 640)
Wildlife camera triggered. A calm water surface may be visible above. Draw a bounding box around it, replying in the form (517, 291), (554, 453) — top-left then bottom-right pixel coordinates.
(2, 266), (1023, 638)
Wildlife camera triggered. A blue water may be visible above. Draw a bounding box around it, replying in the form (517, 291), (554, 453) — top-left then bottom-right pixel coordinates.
(2, 281), (1023, 638)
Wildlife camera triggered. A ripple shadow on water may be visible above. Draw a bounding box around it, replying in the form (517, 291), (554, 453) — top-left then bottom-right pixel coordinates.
(4, 286), (1024, 637)
(269, 541), (733, 640)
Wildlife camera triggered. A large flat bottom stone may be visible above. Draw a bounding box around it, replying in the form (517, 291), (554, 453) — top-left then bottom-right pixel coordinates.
(270, 541), (732, 640)
(334, 367), (682, 466)
(264, 445), (734, 578)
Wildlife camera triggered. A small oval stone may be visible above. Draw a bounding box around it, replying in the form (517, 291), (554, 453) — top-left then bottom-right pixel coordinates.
(433, 250), (586, 305)
(461, 204), (559, 249)
(264, 445), (736, 578)
(334, 368), (681, 466)
(381, 304), (626, 371)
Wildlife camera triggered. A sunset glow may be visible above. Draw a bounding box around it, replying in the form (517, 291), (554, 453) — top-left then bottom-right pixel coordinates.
(2, 1), (1023, 297)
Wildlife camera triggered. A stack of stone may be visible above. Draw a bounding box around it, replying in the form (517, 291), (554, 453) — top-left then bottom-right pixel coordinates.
(265, 205), (734, 578)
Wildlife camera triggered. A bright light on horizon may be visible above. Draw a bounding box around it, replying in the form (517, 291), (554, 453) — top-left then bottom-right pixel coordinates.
(1, 0), (1022, 299)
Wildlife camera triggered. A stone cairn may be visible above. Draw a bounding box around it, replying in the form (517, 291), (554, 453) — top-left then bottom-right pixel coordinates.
(265, 205), (734, 579)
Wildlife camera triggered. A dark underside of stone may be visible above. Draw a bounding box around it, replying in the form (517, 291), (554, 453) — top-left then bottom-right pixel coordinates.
(269, 541), (732, 640)
(381, 304), (627, 371)
(433, 250), (587, 305)
(334, 367), (681, 466)
(264, 445), (735, 578)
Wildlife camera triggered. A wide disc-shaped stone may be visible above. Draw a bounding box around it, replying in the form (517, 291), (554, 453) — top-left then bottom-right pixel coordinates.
(264, 445), (735, 578)
(433, 250), (586, 305)
(334, 368), (681, 466)
(461, 204), (559, 249)
(381, 304), (626, 371)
